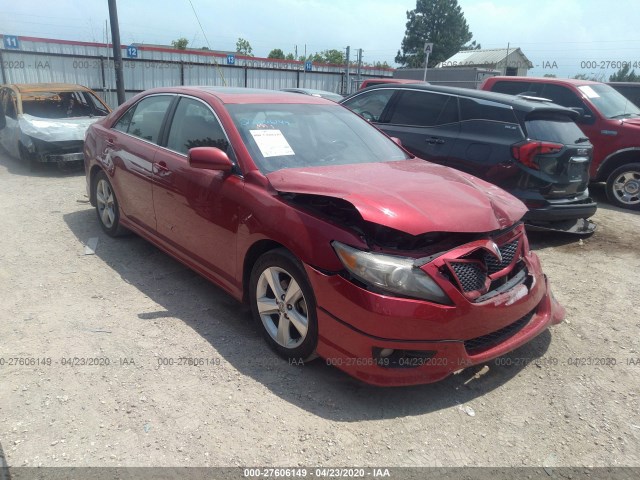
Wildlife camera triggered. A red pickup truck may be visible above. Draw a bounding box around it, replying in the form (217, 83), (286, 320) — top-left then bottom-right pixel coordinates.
(481, 77), (640, 210)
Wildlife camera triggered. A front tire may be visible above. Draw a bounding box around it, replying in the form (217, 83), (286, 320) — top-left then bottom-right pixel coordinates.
(93, 170), (127, 236)
(249, 249), (318, 361)
(606, 163), (640, 210)
(19, 144), (39, 171)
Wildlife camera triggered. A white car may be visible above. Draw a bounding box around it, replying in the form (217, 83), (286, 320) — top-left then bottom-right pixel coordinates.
(0, 83), (110, 169)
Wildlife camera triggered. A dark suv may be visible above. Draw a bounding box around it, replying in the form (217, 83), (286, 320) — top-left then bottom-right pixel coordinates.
(482, 77), (640, 210)
(341, 84), (596, 234)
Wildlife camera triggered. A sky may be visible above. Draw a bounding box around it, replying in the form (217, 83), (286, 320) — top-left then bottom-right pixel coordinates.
(1, 0), (639, 79)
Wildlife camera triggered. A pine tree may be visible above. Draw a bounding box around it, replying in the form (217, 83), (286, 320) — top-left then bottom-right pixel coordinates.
(396, 0), (475, 68)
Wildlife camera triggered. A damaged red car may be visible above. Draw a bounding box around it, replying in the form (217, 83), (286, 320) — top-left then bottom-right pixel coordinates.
(84, 87), (565, 386)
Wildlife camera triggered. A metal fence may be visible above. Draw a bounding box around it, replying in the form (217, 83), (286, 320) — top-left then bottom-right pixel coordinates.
(0, 36), (392, 107)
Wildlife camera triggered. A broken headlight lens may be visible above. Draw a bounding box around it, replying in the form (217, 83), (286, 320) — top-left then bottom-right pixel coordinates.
(332, 241), (450, 304)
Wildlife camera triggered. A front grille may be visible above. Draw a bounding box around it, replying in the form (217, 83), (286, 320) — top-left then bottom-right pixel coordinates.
(484, 239), (519, 275)
(464, 310), (535, 355)
(449, 261), (486, 292)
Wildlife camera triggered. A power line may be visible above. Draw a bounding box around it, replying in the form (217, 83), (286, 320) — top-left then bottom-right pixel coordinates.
(187, 0), (226, 85)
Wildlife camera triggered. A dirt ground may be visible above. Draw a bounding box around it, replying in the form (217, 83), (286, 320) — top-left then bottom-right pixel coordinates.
(0, 148), (639, 473)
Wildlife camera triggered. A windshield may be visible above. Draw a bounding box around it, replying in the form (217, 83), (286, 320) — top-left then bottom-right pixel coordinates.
(227, 103), (410, 174)
(21, 90), (110, 119)
(578, 84), (640, 119)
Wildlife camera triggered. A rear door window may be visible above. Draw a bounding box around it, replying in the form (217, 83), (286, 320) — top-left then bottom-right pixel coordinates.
(490, 81), (533, 96)
(387, 90), (458, 126)
(540, 85), (584, 109)
(459, 97), (518, 123)
(113, 95), (172, 144)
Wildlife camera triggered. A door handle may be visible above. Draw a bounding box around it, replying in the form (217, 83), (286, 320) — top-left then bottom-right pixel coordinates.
(103, 138), (115, 156)
(153, 161), (171, 176)
(426, 137), (445, 145)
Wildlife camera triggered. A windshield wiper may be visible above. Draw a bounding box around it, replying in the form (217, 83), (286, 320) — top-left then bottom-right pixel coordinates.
(575, 137), (590, 143)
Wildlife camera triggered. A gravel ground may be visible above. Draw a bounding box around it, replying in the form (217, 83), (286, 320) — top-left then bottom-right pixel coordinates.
(0, 149), (638, 472)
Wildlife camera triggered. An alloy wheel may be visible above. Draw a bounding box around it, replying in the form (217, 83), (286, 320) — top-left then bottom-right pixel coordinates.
(96, 178), (116, 228)
(255, 266), (309, 349)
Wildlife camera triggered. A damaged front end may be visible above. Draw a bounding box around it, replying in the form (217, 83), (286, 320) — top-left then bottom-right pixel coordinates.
(282, 192), (547, 311)
(18, 114), (99, 166)
(279, 191), (565, 385)
(20, 135), (85, 165)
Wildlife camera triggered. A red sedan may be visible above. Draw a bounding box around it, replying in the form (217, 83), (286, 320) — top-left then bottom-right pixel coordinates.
(84, 87), (565, 386)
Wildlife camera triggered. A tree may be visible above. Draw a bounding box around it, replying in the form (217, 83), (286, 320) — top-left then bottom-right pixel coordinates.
(321, 49), (345, 64)
(268, 49), (286, 59)
(236, 38), (253, 56)
(171, 37), (189, 50)
(461, 40), (481, 51)
(396, 0), (475, 68)
(305, 49), (346, 65)
(610, 64), (639, 82)
(573, 73), (606, 82)
(285, 53), (295, 61)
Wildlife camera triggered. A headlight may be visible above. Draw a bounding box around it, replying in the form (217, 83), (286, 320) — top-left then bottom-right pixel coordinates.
(332, 241), (450, 304)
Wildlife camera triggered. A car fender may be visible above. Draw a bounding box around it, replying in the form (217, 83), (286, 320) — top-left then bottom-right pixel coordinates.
(596, 147), (640, 180)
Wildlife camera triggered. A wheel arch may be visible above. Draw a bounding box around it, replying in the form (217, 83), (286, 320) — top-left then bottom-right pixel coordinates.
(88, 165), (105, 206)
(596, 148), (640, 182)
(242, 239), (289, 303)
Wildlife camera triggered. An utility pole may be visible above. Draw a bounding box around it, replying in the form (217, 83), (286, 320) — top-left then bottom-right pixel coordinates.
(108, 0), (126, 105)
(345, 46), (351, 95)
(303, 44), (307, 87)
(356, 49), (363, 89)
(504, 42), (510, 75)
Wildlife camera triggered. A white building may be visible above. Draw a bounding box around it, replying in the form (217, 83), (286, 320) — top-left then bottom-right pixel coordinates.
(437, 48), (532, 76)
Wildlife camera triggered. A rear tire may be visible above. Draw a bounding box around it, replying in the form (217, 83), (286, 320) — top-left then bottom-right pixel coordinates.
(606, 163), (640, 210)
(93, 170), (127, 236)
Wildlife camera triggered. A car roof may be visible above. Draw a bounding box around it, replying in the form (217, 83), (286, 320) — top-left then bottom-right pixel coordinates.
(3, 83), (94, 93)
(349, 83), (579, 115)
(134, 86), (333, 105)
(362, 79), (426, 85)
(282, 88), (339, 95)
(486, 76), (602, 87)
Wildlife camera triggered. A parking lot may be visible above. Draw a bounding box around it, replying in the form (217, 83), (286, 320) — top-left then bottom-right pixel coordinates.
(0, 149), (638, 469)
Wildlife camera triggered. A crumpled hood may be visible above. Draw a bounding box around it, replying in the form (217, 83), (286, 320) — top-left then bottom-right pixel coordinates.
(18, 114), (100, 142)
(266, 160), (527, 235)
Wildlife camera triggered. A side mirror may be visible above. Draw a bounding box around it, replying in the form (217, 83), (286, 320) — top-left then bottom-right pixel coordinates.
(570, 107), (595, 125)
(390, 136), (403, 147)
(570, 107), (585, 117)
(188, 147), (233, 172)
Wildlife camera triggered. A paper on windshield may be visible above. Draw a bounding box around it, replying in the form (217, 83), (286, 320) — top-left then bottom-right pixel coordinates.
(578, 86), (600, 99)
(250, 129), (294, 157)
